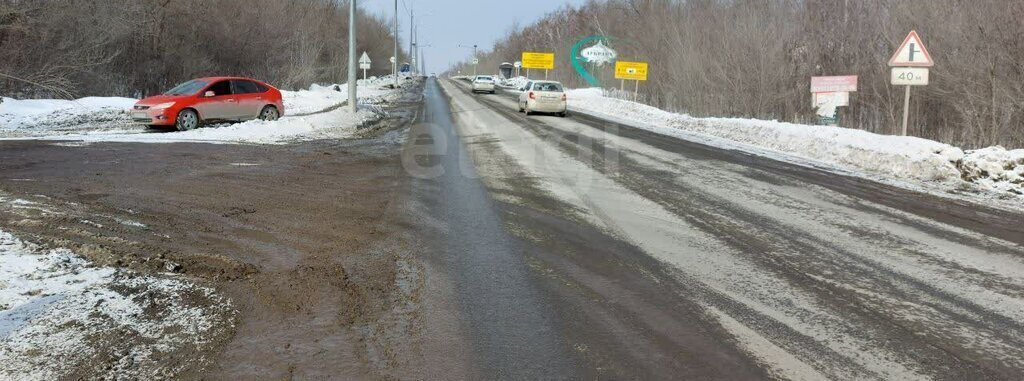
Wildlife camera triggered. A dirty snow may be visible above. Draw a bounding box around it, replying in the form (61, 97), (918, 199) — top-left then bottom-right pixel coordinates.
(0, 97), (137, 136)
(565, 88), (1024, 203)
(0, 229), (234, 379)
(0, 75), (409, 144)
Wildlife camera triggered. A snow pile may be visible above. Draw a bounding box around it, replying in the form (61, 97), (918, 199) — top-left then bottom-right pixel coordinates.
(0, 229), (234, 379)
(282, 84), (347, 115)
(500, 76), (530, 90)
(14, 105), (383, 145)
(567, 88), (967, 183)
(0, 78), (409, 144)
(0, 97), (136, 134)
(960, 147), (1024, 195)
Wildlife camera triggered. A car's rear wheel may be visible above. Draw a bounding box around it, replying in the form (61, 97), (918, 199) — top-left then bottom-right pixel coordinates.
(259, 106), (280, 121)
(175, 109), (199, 131)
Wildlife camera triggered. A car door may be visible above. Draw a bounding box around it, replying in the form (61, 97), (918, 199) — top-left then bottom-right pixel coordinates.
(231, 80), (263, 120)
(193, 80), (234, 120)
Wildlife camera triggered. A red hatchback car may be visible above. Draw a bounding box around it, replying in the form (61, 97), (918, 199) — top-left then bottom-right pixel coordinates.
(132, 76), (285, 131)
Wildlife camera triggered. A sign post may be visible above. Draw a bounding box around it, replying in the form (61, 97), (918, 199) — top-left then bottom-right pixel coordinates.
(514, 61), (521, 77)
(810, 75), (858, 126)
(471, 57), (479, 76)
(888, 30), (934, 136)
(521, 52), (555, 80)
(615, 61), (648, 102)
(359, 52), (372, 80)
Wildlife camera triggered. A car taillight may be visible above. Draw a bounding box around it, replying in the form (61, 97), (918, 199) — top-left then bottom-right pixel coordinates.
(528, 92), (535, 100)
(561, 94), (567, 101)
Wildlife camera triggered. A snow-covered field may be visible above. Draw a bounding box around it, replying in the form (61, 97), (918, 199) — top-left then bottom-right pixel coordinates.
(0, 75), (408, 144)
(560, 87), (1024, 205)
(0, 228), (235, 379)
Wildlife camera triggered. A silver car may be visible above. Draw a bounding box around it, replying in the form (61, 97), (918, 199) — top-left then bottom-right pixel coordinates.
(471, 75), (496, 94)
(518, 81), (568, 117)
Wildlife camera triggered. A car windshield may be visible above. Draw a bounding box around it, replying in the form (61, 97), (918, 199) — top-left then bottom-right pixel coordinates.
(163, 79), (209, 96)
(534, 83), (563, 92)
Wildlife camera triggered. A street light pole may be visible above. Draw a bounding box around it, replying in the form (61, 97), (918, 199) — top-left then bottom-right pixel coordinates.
(393, 0), (398, 88)
(348, 0), (357, 113)
(408, 11), (414, 73)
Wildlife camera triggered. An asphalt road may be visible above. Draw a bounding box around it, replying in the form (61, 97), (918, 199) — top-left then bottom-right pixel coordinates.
(431, 77), (1024, 380)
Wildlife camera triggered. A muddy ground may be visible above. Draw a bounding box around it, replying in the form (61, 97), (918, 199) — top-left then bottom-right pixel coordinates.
(0, 85), (472, 379)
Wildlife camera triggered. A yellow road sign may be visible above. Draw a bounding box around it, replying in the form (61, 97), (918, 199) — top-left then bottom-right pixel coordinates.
(615, 61), (648, 81)
(521, 52), (555, 70)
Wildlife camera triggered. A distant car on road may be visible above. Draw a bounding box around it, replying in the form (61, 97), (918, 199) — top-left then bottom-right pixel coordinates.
(471, 75), (496, 94)
(518, 80), (567, 117)
(132, 76), (284, 131)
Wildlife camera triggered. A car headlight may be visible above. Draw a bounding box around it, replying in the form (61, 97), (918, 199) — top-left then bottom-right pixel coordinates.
(151, 102), (176, 110)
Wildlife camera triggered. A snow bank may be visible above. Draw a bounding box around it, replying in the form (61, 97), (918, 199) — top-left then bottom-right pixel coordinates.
(24, 105), (382, 145)
(568, 88), (965, 182)
(961, 147), (1024, 195)
(0, 77), (408, 144)
(500, 76), (530, 90)
(284, 75), (401, 115)
(564, 88), (1024, 201)
(0, 97), (137, 134)
(0, 229), (234, 379)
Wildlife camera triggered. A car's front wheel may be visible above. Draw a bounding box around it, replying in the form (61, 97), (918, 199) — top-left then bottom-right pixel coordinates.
(259, 106), (280, 121)
(175, 109), (199, 131)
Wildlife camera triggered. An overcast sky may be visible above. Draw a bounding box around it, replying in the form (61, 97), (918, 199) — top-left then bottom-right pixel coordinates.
(359, 0), (585, 73)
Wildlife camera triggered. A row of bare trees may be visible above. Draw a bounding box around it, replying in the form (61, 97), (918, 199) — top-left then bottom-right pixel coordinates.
(458, 0), (1024, 148)
(0, 0), (405, 98)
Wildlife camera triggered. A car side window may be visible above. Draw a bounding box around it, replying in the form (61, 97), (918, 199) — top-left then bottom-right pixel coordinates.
(206, 80), (232, 96)
(524, 82), (533, 91)
(232, 80), (261, 94)
(254, 82), (269, 93)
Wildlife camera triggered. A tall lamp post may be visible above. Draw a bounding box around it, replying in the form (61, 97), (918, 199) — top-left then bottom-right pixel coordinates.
(458, 44), (478, 76)
(347, 0), (357, 112)
(393, 0), (398, 88)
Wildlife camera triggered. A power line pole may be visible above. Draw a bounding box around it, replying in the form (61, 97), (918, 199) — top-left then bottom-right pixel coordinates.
(408, 10), (414, 73)
(393, 0), (398, 88)
(413, 23), (418, 74)
(348, 0), (357, 113)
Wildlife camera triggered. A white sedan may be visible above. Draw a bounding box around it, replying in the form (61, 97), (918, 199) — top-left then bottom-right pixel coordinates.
(471, 75), (496, 94)
(518, 81), (567, 117)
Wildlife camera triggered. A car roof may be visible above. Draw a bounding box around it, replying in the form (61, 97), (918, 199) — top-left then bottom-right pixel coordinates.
(530, 80), (563, 85)
(195, 76), (264, 83)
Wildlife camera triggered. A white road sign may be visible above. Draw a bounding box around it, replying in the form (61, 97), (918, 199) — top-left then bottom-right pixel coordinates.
(471, 58), (479, 65)
(359, 52), (371, 70)
(891, 67), (929, 86)
(580, 40), (617, 66)
(813, 91), (849, 108)
(390, 56), (396, 64)
(514, 61), (521, 68)
(889, 31), (934, 67)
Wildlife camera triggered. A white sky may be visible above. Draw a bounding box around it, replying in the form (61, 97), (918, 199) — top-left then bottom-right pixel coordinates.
(358, 0), (585, 73)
